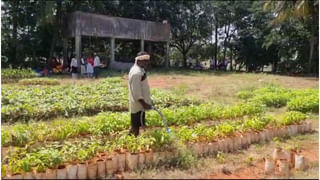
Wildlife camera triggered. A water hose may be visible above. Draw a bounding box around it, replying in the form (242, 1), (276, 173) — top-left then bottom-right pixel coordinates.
(151, 105), (171, 133)
(139, 104), (172, 133)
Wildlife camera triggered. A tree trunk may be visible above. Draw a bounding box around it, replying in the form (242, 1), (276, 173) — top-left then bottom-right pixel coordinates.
(48, 0), (62, 64)
(49, 34), (57, 62)
(307, 1), (317, 74)
(182, 51), (187, 68)
(214, 25), (218, 69)
(238, 63), (244, 71)
(272, 60), (277, 74)
(307, 35), (315, 74)
(223, 23), (230, 62)
(63, 38), (68, 68)
(230, 46), (233, 71)
(12, 0), (19, 65)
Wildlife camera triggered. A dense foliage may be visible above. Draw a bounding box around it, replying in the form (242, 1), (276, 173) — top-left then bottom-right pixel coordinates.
(1, 1), (318, 73)
(1, 69), (38, 81)
(18, 78), (60, 86)
(237, 85), (318, 112)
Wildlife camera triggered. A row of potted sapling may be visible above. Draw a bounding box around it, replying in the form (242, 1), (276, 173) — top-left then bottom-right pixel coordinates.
(1, 112), (309, 172)
(186, 122), (313, 157)
(2, 117), (313, 179)
(2, 102), (263, 148)
(3, 147), (169, 179)
(4, 122), (313, 179)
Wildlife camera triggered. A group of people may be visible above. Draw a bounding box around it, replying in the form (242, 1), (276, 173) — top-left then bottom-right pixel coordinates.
(35, 55), (67, 77)
(70, 52), (103, 79)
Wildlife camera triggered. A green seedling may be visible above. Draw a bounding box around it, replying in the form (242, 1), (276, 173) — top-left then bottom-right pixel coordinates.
(245, 157), (254, 166)
(216, 152), (225, 164)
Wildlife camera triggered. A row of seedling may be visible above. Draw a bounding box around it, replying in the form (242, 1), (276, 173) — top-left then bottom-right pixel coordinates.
(2, 147), (178, 179)
(2, 113), (313, 179)
(2, 78), (197, 123)
(2, 112), (306, 163)
(237, 85), (318, 112)
(2, 121), (313, 179)
(1, 102), (263, 147)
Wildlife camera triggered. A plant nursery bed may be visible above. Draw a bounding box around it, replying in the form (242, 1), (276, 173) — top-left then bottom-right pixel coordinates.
(1, 122), (314, 179)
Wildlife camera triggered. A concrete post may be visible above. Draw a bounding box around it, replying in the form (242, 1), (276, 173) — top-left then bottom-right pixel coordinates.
(147, 43), (152, 54)
(110, 37), (115, 65)
(63, 38), (68, 68)
(141, 39), (145, 52)
(165, 41), (170, 68)
(75, 35), (81, 73)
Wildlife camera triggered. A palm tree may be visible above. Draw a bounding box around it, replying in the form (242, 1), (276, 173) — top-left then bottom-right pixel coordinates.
(264, 0), (319, 73)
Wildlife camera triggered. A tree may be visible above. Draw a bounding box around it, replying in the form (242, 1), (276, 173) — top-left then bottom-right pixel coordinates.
(167, 1), (212, 67)
(263, 0), (319, 73)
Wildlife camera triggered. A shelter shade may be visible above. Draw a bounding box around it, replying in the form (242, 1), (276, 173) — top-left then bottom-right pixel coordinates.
(67, 11), (170, 42)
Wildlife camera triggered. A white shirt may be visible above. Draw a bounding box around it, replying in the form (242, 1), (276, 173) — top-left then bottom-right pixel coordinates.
(128, 63), (152, 113)
(70, 58), (78, 67)
(94, 56), (100, 67)
(81, 58), (86, 65)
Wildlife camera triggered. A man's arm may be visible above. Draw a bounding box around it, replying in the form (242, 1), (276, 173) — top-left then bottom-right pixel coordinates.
(138, 99), (151, 110)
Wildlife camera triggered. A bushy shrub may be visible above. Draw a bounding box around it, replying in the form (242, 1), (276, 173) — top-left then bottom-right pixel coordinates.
(237, 85), (318, 111)
(287, 95), (319, 113)
(280, 111), (307, 125)
(2, 69), (38, 80)
(18, 78), (60, 86)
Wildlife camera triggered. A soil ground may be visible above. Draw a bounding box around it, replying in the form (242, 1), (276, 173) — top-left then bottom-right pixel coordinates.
(119, 70), (318, 179)
(147, 72), (318, 105)
(8, 70), (319, 179)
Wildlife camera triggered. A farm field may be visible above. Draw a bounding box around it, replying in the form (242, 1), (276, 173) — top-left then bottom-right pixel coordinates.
(1, 69), (319, 179)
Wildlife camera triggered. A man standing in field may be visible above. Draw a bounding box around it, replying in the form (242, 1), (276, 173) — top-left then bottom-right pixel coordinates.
(128, 51), (152, 136)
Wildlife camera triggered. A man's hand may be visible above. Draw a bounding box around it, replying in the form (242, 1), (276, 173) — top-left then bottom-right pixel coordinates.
(138, 99), (152, 110)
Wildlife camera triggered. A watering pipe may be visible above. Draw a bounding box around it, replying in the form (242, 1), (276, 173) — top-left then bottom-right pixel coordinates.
(139, 104), (171, 133)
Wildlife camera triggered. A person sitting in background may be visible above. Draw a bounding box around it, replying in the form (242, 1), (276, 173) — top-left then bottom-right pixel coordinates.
(50, 57), (58, 73)
(55, 55), (64, 73)
(40, 66), (49, 77)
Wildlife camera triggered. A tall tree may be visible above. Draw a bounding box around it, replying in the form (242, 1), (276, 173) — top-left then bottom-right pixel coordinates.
(264, 0), (319, 73)
(168, 1), (212, 67)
